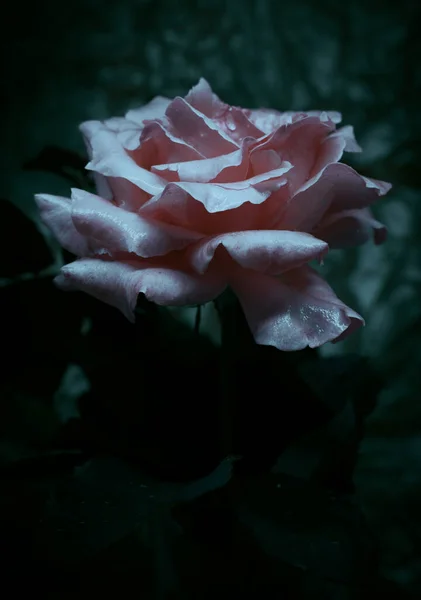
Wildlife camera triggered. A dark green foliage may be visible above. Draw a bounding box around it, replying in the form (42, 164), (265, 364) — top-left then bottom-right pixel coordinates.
(0, 206), (389, 597)
(1, 0), (421, 594)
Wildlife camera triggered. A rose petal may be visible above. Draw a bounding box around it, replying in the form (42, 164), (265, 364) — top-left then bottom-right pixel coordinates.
(79, 121), (118, 201)
(331, 167), (392, 212)
(185, 78), (224, 118)
(230, 266), (363, 351)
(310, 134), (347, 180)
(70, 188), (202, 258)
(102, 117), (143, 151)
(329, 125), (362, 153)
(260, 136), (345, 231)
(247, 110), (311, 132)
(246, 108), (342, 134)
(134, 119), (204, 167)
(80, 120), (166, 197)
(142, 181), (268, 217)
(125, 96), (171, 126)
(251, 116), (335, 193)
(55, 258), (226, 322)
(35, 194), (90, 256)
(245, 108), (288, 134)
(362, 177), (392, 196)
(217, 162), (293, 193)
(269, 134), (347, 231)
(216, 107), (265, 143)
(268, 117), (338, 193)
(276, 177), (334, 232)
(152, 140), (252, 184)
(304, 110), (342, 124)
(139, 194), (269, 236)
(165, 97), (238, 157)
(279, 162), (392, 232)
(313, 207), (387, 249)
(189, 230), (328, 275)
(250, 149), (283, 176)
(141, 163), (292, 218)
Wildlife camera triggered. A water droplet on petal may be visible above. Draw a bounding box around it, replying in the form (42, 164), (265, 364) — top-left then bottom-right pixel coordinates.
(226, 110), (236, 131)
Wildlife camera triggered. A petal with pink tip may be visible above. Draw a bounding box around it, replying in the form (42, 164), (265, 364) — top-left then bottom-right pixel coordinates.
(79, 120), (120, 201)
(279, 162), (392, 232)
(245, 108), (342, 134)
(141, 163), (292, 218)
(251, 116), (335, 193)
(189, 230), (328, 275)
(245, 108), (287, 134)
(216, 107), (266, 143)
(152, 140), (252, 184)
(80, 121), (166, 197)
(304, 110), (342, 124)
(310, 134), (347, 179)
(165, 97), (238, 157)
(329, 165), (392, 212)
(141, 181), (267, 218)
(35, 194), (90, 256)
(313, 207), (387, 249)
(102, 117), (143, 151)
(134, 119), (204, 166)
(185, 78), (225, 118)
(125, 96), (171, 126)
(230, 266), (363, 351)
(329, 125), (362, 153)
(250, 149), (283, 176)
(70, 188), (202, 258)
(55, 258), (226, 322)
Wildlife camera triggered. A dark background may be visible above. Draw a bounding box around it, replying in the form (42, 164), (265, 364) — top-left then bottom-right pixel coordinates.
(1, 0), (421, 597)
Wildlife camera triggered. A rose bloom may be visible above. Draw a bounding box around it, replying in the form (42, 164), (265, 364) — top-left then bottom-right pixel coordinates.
(36, 79), (391, 350)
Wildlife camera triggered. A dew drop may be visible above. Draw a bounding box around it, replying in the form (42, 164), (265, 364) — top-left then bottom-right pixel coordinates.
(226, 110), (236, 131)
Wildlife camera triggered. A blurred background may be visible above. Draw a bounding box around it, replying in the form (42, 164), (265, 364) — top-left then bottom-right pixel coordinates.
(1, 0), (420, 596)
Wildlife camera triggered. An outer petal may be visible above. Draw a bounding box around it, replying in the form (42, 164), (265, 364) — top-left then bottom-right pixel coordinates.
(55, 258), (226, 322)
(101, 117), (143, 151)
(328, 125), (362, 153)
(230, 266), (363, 351)
(312, 207), (387, 249)
(279, 162), (392, 232)
(360, 177), (392, 198)
(79, 121), (118, 202)
(70, 188), (202, 258)
(330, 166), (392, 212)
(35, 194), (90, 256)
(310, 134), (347, 180)
(80, 121), (166, 197)
(125, 96), (171, 126)
(189, 230), (328, 275)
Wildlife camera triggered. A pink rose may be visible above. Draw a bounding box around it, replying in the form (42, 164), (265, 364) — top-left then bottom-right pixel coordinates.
(35, 78), (391, 350)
